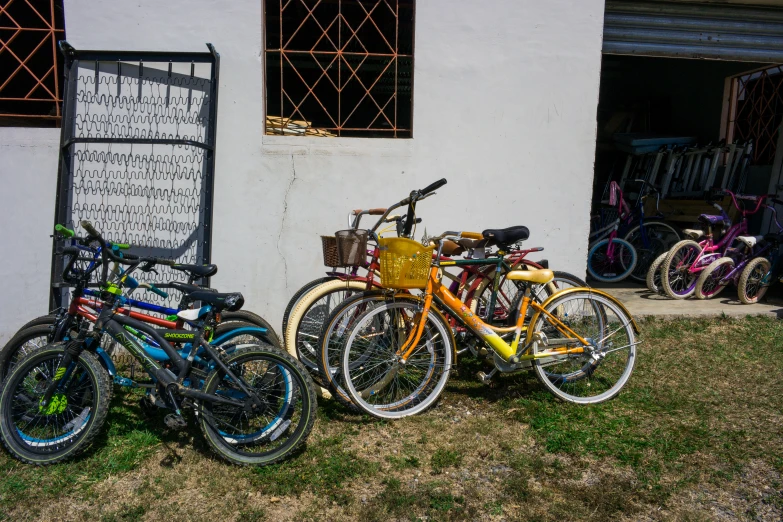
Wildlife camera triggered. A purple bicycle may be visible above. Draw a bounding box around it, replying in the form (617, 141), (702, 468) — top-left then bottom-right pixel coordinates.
(695, 198), (783, 299)
(661, 190), (770, 299)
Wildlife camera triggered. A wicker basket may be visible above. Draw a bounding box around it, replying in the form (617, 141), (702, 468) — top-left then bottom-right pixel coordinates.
(335, 229), (369, 266)
(321, 235), (340, 267)
(379, 237), (434, 289)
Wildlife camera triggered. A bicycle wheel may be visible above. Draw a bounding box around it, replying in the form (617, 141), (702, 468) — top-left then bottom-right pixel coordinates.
(220, 310), (281, 349)
(212, 321), (280, 352)
(738, 257), (772, 304)
(318, 291), (402, 409)
(285, 279), (368, 388)
(281, 276), (337, 342)
(695, 257), (735, 300)
(198, 344), (316, 466)
(13, 314), (57, 337)
(340, 299), (454, 419)
(506, 272), (589, 326)
(645, 252), (668, 294)
(529, 291), (637, 404)
(624, 222), (680, 282)
(0, 344), (111, 465)
(586, 238), (637, 283)
(661, 240), (702, 299)
(0, 325), (54, 380)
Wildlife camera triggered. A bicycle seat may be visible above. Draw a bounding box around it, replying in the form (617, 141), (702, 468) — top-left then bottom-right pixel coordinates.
(440, 240), (464, 257)
(698, 214), (726, 226)
(187, 290), (244, 312)
(506, 268), (554, 285)
(482, 226), (530, 246)
(736, 236), (764, 248)
(171, 263), (218, 278)
(170, 281), (216, 295)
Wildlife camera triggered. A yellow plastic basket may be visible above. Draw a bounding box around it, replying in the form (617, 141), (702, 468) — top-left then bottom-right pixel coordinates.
(378, 237), (434, 289)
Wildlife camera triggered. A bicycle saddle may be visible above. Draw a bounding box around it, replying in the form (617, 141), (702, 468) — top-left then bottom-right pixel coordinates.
(506, 268), (554, 285)
(482, 226), (530, 246)
(170, 281), (216, 295)
(698, 214), (726, 226)
(171, 263), (218, 278)
(736, 236), (764, 248)
(187, 290), (244, 312)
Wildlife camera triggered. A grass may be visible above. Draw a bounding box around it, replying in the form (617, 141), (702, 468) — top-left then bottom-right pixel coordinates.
(1, 316), (783, 521)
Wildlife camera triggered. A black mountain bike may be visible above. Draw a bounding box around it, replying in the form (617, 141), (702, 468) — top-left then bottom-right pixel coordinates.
(0, 221), (316, 466)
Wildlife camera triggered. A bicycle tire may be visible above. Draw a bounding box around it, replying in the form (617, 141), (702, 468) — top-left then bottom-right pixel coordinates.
(340, 297), (454, 419)
(318, 291), (392, 410)
(282, 276), (338, 343)
(695, 257), (735, 300)
(285, 279), (368, 394)
(13, 314), (57, 337)
(198, 344), (317, 466)
(645, 252), (668, 294)
(529, 291), (637, 404)
(738, 257), (772, 304)
(586, 238), (637, 283)
(661, 240), (703, 299)
(624, 222), (680, 283)
(506, 271), (589, 326)
(220, 310), (281, 348)
(0, 344), (111, 465)
(0, 325), (55, 380)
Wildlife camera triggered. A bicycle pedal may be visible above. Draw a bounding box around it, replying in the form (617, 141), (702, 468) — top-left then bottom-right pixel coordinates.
(164, 414), (188, 430)
(476, 369), (496, 383)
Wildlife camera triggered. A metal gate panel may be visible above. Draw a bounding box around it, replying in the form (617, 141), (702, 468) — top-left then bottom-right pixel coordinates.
(51, 43), (220, 307)
(604, 1), (783, 62)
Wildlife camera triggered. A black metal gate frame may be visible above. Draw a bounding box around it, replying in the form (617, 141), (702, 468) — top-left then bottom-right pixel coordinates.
(50, 42), (220, 307)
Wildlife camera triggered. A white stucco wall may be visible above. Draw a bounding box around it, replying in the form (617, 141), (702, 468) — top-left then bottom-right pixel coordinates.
(1, 0), (605, 338)
(0, 128), (60, 343)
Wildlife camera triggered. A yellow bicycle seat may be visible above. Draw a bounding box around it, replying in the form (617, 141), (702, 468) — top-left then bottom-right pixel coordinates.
(506, 269), (554, 285)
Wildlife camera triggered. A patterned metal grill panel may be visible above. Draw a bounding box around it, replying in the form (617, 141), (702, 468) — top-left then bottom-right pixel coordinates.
(52, 45), (220, 306)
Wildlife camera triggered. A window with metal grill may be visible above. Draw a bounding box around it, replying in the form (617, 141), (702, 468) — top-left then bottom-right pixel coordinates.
(0, 0), (65, 126)
(264, 0), (414, 138)
(726, 65), (783, 166)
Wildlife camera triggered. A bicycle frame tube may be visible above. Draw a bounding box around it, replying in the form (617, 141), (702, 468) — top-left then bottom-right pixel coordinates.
(689, 221), (748, 274)
(397, 267), (588, 362)
(77, 297), (177, 328)
(83, 288), (178, 316)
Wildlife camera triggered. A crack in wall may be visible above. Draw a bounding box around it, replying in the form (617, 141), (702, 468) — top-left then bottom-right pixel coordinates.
(277, 154), (297, 289)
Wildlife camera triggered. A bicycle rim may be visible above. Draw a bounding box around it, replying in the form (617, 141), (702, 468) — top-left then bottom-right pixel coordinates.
(341, 302), (452, 419)
(531, 293), (636, 404)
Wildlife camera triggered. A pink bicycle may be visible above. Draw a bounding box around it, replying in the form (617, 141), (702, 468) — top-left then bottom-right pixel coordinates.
(660, 190), (769, 299)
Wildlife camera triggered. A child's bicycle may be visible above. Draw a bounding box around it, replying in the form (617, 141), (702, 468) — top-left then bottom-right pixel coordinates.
(694, 200), (783, 299)
(661, 190), (770, 299)
(329, 182), (640, 418)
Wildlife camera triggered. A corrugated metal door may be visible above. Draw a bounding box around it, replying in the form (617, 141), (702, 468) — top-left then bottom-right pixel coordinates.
(603, 1), (783, 62)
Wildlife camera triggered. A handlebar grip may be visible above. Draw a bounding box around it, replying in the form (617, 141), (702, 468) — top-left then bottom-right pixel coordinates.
(80, 220), (100, 238)
(420, 178), (447, 196)
(148, 284), (169, 299)
(59, 246), (83, 256)
(124, 275), (139, 289)
(155, 257), (176, 267)
(55, 224), (75, 238)
(461, 231), (484, 240)
(368, 208), (386, 215)
(122, 253), (140, 261)
(111, 242), (131, 250)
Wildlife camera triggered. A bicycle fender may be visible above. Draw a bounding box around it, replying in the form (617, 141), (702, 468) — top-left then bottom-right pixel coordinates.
(528, 287), (640, 335)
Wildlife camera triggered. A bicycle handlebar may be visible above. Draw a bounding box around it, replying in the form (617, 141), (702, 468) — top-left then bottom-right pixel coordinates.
(421, 178), (447, 196)
(55, 224), (75, 238)
(369, 179), (448, 235)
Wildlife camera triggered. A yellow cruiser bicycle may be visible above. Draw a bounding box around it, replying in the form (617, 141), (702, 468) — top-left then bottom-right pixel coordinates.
(337, 230), (640, 419)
